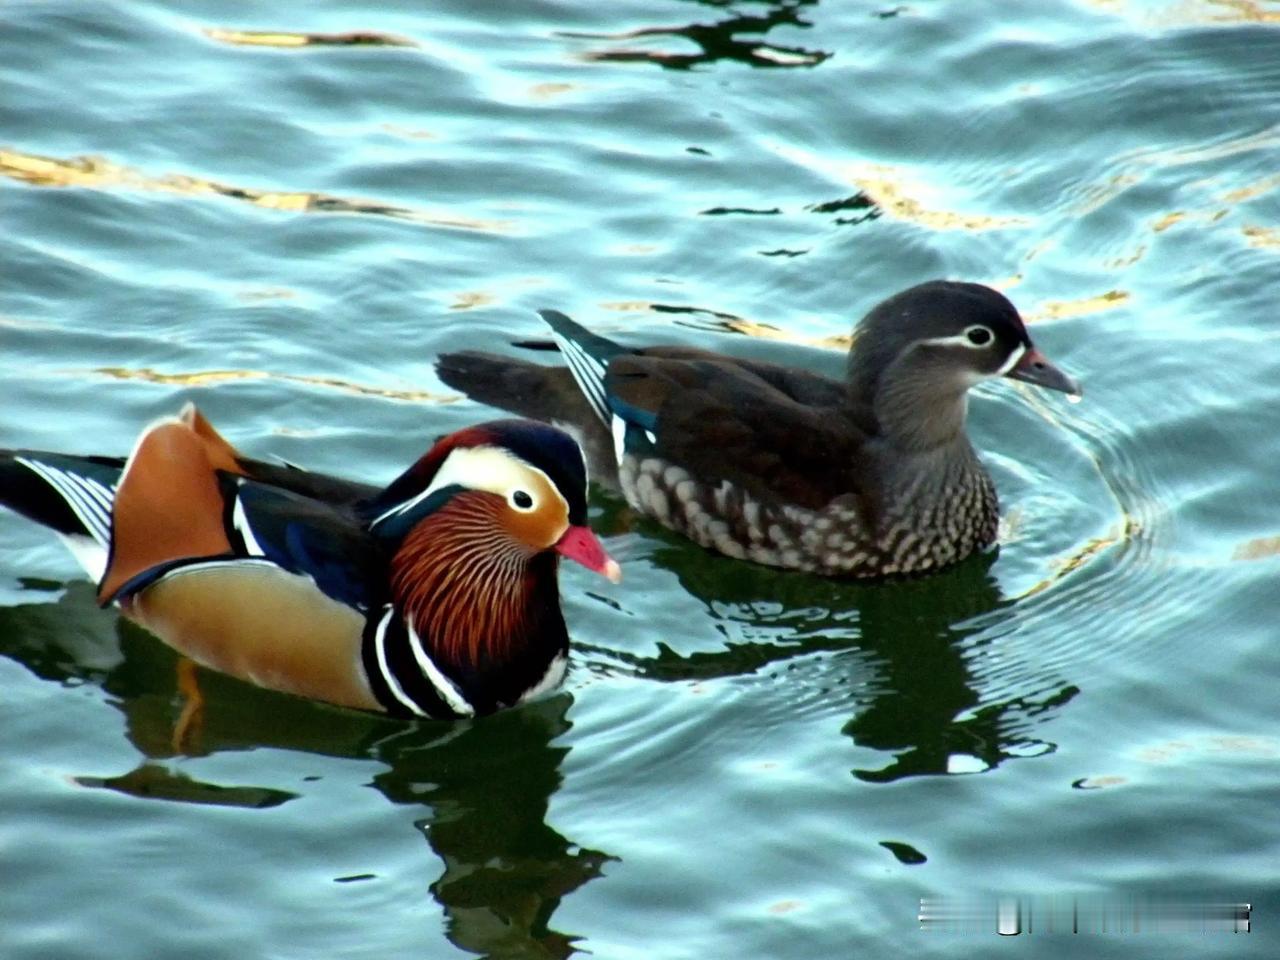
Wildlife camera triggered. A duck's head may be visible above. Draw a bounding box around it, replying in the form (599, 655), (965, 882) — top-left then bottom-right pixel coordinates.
(847, 280), (1080, 449)
(370, 419), (620, 582)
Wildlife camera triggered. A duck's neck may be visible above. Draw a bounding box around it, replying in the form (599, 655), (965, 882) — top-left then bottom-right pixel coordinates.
(389, 500), (567, 707)
(864, 365), (973, 455)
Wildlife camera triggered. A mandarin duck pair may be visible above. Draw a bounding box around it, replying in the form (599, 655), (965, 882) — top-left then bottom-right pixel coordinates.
(1, 281), (1079, 720)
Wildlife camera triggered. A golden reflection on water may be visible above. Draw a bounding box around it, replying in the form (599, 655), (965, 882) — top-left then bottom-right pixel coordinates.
(1231, 534), (1280, 560)
(1242, 225), (1280, 249)
(592, 281), (1127, 356)
(90, 365), (457, 404)
(1072, 128), (1280, 265)
(0, 149), (511, 233)
(1222, 171), (1280, 203)
(378, 123), (440, 141)
(599, 300), (655, 313)
(641, 301), (856, 348)
(528, 82), (576, 100)
(448, 291), (497, 311)
(1088, 0), (1280, 25)
(1071, 172), (1141, 218)
(1104, 243), (1148, 269)
(1013, 517), (1141, 601)
(708, 317), (852, 349)
(1025, 289), (1130, 321)
(1137, 734), (1280, 761)
(203, 28), (417, 48)
(768, 145), (1024, 232)
(233, 287), (298, 302)
(851, 166), (1028, 232)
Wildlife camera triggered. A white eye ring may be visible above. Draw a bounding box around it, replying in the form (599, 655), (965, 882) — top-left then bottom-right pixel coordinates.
(510, 489), (535, 511)
(964, 325), (994, 347)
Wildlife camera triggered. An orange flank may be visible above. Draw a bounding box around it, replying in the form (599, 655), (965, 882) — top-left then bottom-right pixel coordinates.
(97, 410), (244, 604)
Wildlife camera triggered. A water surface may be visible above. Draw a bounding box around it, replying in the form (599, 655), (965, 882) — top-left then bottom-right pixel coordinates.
(3, 1), (1279, 957)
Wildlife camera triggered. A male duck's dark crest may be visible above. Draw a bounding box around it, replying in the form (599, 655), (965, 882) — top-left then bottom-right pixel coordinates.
(436, 279), (1081, 579)
(0, 406), (619, 719)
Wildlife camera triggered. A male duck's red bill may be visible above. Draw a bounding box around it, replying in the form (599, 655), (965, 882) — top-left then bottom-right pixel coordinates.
(0, 404), (618, 719)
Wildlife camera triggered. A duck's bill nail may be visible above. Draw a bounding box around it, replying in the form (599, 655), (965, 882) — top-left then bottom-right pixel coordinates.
(602, 557), (623, 584)
(1005, 346), (1082, 397)
(555, 525), (622, 583)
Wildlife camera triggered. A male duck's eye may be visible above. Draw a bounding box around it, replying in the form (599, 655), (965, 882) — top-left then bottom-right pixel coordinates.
(965, 325), (994, 347)
(511, 490), (534, 510)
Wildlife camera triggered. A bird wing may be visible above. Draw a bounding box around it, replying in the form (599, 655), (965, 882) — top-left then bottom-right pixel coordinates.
(94, 414), (384, 709)
(0, 451), (122, 544)
(225, 477), (385, 612)
(638, 345), (852, 410)
(231, 456), (380, 506)
(538, 309), (629, 427)
(604, 352), (875, 511)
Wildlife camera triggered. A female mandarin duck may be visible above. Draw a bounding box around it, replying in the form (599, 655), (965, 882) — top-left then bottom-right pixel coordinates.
(0, 405), (619, 718)
(437, 280), (1081, 579)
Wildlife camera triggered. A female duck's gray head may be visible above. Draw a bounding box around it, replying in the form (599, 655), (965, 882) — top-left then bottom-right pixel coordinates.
(847, 280), (1080, 450)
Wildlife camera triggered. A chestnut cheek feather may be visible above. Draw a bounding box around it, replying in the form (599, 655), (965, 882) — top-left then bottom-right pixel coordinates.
(391, 512), (534, 670)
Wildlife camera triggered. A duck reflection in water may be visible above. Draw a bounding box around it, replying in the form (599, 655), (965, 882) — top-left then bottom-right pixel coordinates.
(590, 533), (1079, 782)
(0, 585), (610, 960)
(560, 0), (831, 71)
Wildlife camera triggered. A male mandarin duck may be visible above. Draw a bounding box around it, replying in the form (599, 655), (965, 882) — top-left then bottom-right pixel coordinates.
(436, 280), (1081, 578)
(0, 405), (620, 718)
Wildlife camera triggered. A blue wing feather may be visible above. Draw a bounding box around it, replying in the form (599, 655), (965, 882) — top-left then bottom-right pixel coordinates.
(231, 480), (384, 612)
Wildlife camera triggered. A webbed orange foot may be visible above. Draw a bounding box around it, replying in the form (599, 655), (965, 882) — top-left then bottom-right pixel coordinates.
(172, 657), (205, 754)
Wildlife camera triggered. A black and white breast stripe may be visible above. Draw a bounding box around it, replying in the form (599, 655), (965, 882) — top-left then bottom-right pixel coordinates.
(15, 456), (115, 546)
(362, 606), (476, 719)
(550, 329), (612, 427)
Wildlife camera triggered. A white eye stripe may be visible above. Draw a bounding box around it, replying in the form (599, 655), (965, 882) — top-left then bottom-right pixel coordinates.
(995, 342), (1027, 376)
(372, 446), (567, 528)
(916, 333), (1028, 378)
(919, 332), (978, 349)
(920, 327), (995, 351)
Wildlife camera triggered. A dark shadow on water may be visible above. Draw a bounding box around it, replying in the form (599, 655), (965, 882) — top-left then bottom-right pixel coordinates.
(590, 517), (1080, 782)
(0, 522), (1081, 953)
(375, 701), (615, 959)
(0, 582), (609, 959)
(561, 0), (832, 71)
(807, 192), (883, 227)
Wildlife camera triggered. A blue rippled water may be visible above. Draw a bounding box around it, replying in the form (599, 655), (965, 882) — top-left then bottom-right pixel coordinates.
(3, 1), (1280, 957)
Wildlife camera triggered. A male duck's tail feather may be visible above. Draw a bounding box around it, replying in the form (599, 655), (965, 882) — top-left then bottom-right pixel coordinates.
(0, 450), (123, 582)
(0, 451), (121, 544)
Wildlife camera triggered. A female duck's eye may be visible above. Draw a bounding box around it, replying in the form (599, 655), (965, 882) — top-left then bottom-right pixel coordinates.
(965, 325), (994, 347)
(511, 490), (534, 510)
